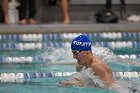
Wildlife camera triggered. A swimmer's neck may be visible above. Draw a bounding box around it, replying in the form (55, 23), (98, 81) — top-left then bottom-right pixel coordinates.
(84, 57), (93, 69)
(84, 56), (99, 69)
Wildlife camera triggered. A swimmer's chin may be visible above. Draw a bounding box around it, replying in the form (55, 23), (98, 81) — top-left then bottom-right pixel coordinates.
(77, 60), (81, 65)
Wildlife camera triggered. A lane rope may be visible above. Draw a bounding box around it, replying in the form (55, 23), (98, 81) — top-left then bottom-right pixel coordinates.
(0, 72), (140, 83)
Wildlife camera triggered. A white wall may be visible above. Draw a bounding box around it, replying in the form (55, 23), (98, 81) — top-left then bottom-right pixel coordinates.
(69, 0), (140, 4)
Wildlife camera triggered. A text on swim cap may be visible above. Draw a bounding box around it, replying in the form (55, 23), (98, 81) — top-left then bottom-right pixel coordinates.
(73, 41), (91, 46)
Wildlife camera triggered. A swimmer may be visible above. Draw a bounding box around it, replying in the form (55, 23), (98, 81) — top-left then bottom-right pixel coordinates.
(59, 34), (116, 88)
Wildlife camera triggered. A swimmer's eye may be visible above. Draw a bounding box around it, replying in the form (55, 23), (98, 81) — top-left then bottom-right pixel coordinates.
(72, 50), (82, 55)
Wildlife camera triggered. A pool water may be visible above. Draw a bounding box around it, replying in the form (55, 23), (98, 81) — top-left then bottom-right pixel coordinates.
(0, 79), (112, 93)
(0, 63), (116, 93)
(0, 32), (140, 93)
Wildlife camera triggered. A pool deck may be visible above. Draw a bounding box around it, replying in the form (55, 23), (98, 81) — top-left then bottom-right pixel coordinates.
(0, 22), (140, 34)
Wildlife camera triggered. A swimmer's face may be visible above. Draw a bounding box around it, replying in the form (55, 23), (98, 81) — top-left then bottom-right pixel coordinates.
(72, 50), (88, 65)
(72, 50), (81, 55)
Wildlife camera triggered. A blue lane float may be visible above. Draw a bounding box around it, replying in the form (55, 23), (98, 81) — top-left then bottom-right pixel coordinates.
(0, 54), (139, 63)
(0, 72), (139, 83)
(0, 56), (44, 63)
(0, 32), (140, 41)
(0, 41), (139, 51)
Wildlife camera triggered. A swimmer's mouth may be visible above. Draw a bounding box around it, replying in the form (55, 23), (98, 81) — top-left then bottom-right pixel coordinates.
(77, 60), (80, 64)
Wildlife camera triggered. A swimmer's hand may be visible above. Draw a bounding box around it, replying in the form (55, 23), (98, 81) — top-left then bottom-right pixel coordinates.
(59, 78), (82, 87)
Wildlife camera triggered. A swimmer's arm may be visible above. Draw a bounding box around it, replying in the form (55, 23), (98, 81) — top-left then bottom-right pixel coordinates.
(91, 64), (110, 85)
(59, 77), (83, 87)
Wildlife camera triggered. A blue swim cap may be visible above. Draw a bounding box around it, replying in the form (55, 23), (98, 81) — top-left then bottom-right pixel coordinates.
(71, 34), (92, 51)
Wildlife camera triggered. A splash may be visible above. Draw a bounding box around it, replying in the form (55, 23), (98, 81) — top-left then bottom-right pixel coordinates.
(111, 79), (140, 93)
(40, 46), (75, 63)
(79, 68), (105, 87)
(40, 45), (116, 63)
(59, 68), (105, 88)
(40, 45), (140, 67)
(92, 46), (140, 67)
(92, 46), (116, 60)
(59, 68), (140, 93)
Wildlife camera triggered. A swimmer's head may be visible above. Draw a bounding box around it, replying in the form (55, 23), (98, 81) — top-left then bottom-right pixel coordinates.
(71, 34), (92, 51)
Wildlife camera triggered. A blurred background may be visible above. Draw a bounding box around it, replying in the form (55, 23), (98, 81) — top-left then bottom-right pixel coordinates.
(0, 0), (140, 24)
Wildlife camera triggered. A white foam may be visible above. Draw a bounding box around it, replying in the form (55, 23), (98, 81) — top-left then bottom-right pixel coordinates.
(112, 79), (140, 93)
(61, 68), (104, 88)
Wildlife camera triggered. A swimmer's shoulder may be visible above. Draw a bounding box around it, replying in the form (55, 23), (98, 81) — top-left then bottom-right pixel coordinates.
(91, 61), (100, 68)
